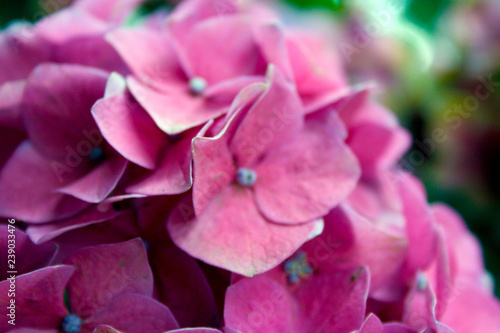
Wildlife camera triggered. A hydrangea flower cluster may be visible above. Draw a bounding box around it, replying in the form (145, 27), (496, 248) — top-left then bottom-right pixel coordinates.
(1, 0), (499, 332)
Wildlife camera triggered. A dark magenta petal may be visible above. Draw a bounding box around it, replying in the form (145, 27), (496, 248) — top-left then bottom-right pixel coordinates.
(64, 239), (153, 318)
(25, 205), (130, 244)
(22, 63), (108, 160)
(0, 226), (57, 280)
(0, 266), (73, 331)
(92, 326), (121, 333)
(8, 329), (59, 333)
(0, 141), (89, 223)
(149, 244), (220, 328)
(56, 154), (128, 203)
(167, 328), (225, 333)
(54, 34), (127, 74)
(43, 211), (140, 264)
(0, 80), (25, 124)
(84, 294), (179, 333)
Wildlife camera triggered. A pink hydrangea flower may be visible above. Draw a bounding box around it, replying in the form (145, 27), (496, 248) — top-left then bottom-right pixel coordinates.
(167, 66), (360, 276)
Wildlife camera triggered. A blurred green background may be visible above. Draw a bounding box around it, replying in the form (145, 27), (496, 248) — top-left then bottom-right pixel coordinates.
(1, 0), (499, 295)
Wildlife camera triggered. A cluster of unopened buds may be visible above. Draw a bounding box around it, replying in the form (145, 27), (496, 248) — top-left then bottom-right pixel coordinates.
(0, 0), (499, 332)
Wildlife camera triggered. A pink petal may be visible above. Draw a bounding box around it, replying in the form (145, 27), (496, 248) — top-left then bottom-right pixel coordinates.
(402, 278), (437, 332)
(84, 294), (179, 333)
(22, 63), (108, 159)
(224, 275), (299, 333)
(254, 123), (360, 223)
(128, 76), (226, 135)
(0, 226), (57, 280)
(440, 286), (500, 333)
(0, 266), (73, 331)
(73, 0), (144, 22)
(347, 123), (411, 177)
(253, 22), (294, 82)
(64, 239), (153, 318)
(167, 0), (240, 45)
(106, 28), (186, 86)
(57, 154), (128, 203)
(92, 93), (166, 169)
(424, 230), (452, 319)
(34, 8), (108, 43)
(302, 205), (407, 296)
(192, 121), (236, 215)
(0, 25), (51, 84)
(230, 66), (303, 167)
(421, 323), (455, 333)
(168, 187), (315, 276)
(0, 80), (25, 121)
(178, 16), (265, 84)
(286, 32), (346, 96)
(381, 324), (416, 333)
(0, 141), (89, 223)
(431, 203), (485, 286)
(399, 174), (439, 277)
(295, 267), (370, 333)
(302, 85), (356, 114)
(222, 328), (241, 333)
(357, 313), (383, 333)
(204, 75), (265, 101)
(125, 135), (192, 196)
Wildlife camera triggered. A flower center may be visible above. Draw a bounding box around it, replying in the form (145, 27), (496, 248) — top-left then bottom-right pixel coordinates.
(417, 273), (427, 291)
(284, 252), (313, 283)
(89, 147), (104, 163)
(61, 314), (82, 333)
(236, 168), (257, 187)
(189, 77), (207, 95)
